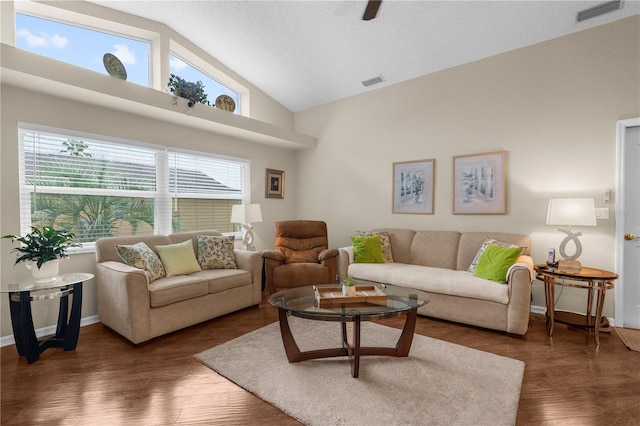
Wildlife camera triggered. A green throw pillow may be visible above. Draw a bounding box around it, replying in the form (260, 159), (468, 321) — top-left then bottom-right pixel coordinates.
(155, 240), (202, 276)
(356, 230), (394, 263)
(350, 234), (384, 264)
(473, 243), (522, 283)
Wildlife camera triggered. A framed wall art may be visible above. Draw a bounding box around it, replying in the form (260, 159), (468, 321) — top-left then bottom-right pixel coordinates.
(392, 159), (435, 214)
(453, 151), (506, 214)
(265, 168), (285, 199)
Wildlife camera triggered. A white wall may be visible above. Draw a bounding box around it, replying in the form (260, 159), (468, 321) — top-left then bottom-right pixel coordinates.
(294, 16), (640, 317)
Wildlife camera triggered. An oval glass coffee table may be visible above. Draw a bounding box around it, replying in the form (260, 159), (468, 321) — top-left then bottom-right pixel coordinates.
(268, 283), (430, 378)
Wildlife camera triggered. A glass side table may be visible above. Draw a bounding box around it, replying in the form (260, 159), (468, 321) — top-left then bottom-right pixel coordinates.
(1, 272), (94, 363)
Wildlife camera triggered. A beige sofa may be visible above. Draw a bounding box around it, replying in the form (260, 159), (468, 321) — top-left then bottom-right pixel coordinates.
(338, 229), (534, 335)
(95, 231), (262, 344)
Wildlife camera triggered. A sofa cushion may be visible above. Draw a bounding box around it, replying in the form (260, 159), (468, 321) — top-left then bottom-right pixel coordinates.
(473, 244), (522, 283)
(148, 275), (209, 307)
(372, 228), (416, 264)
(156, 240), (202, 276)
(191, 269), (253, 293)
(409, 231), (461, 270)
(356, 231), (393, 263)
(115, 242), (166, 283)
(347, 263), (510, 304)
(351, 234), (384, 263)
(468, 238), (521, 273)
(97, 235), (172, 263)
(198, 235), (237, 269)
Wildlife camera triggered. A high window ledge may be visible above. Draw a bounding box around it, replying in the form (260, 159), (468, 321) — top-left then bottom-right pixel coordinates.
(1, 44), (316, 150)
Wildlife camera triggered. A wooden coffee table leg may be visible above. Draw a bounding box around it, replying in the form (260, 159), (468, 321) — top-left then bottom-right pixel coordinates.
(349, 317), (361, 378)
(277, 309), (303, 362)
(395, 306), (418, 357)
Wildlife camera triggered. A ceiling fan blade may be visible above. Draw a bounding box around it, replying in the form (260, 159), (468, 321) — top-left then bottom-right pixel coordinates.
(362, 0), (382, 21)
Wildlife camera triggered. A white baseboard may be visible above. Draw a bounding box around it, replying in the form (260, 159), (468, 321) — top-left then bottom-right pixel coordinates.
(530, 304), (546, 315)
(0, 314), (100, 348)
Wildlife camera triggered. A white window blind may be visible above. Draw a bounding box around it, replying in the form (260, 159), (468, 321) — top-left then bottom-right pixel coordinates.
(18, 125), (248, 245)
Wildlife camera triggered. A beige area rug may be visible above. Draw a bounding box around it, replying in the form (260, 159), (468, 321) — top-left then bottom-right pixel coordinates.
(195, 317), (525, 426)
(615, 327), (640, 352)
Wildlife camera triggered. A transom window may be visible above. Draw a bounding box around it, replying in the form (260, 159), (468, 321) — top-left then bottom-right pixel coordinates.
(18, 125), (248, 246)
(15, 13), (150, 87)
(14, 10), (244, 115)
(170, 53), (239, 110)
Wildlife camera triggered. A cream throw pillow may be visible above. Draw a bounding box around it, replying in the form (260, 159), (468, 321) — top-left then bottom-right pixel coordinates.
(155, 240), (202, 276)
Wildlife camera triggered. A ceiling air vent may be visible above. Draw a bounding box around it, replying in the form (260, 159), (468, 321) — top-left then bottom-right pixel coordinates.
(577, 0), (621, 22)
(362, 75), (385, 87)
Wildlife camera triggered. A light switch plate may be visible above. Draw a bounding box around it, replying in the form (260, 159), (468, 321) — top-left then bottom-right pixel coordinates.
(595, 207), (610, 219)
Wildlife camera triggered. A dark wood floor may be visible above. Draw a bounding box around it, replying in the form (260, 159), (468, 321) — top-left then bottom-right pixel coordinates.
(2, 295), (639, 425)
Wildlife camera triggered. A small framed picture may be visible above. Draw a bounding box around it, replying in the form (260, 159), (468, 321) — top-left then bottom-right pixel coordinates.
(265, 169), (285, 199)
(392, 159), (435, 214)
(453, 151), (506, 214)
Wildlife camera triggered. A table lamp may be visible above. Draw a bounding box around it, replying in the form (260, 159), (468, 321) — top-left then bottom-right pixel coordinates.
(546, 198), (596, 269)
(231, 204), (262, 251)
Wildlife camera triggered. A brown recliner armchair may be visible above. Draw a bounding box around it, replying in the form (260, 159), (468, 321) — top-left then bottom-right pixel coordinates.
(262, 220), (339, 294)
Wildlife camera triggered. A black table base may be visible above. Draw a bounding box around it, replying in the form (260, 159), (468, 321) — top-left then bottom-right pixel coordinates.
(8, 283), (83, 364)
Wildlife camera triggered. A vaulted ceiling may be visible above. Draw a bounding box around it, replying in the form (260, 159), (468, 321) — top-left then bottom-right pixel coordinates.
(95, 1), (640, 112)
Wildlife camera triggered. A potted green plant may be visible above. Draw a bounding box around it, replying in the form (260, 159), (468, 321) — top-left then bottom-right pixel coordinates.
(3, 226), (81, 282)
(167, 74), (210, 108)
(342, 275), (357, 297)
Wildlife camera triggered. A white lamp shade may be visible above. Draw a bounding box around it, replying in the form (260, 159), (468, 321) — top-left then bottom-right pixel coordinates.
(231, 204), (262, 224)
(546, 198), (596, 227)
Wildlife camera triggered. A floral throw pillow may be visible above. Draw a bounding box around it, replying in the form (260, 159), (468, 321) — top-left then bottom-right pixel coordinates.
(198, 235), (237, 269)
(356, 231), (394, 263)
(116, 242), (166, 283)
(468, 238), (520, 273)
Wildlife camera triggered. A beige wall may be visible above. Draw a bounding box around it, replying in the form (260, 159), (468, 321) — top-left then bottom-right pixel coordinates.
(0, 0), (300, 339)
(294, 16), (640, 317)
(1, 11), (638, 339)
(0, 85), (298, 337)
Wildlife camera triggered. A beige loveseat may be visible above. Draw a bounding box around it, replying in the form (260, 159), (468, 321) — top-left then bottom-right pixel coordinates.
(338, 229), (534, 335)
(95, 231), (262, 344)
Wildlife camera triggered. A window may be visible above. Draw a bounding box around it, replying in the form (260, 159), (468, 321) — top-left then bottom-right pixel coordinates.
(170, 53), (239, 112)
(15, 13), (150, 87)
(18, 126), (248, 245)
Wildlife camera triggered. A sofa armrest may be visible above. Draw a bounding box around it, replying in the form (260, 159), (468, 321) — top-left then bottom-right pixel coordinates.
(99, 260), (149, 278)
(507, 255), (534, 282)
(233, 250), (263, 304)
(337, 247), (354, 283)
(95, 261), (152, 344)
(505, 255), (534, 335)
